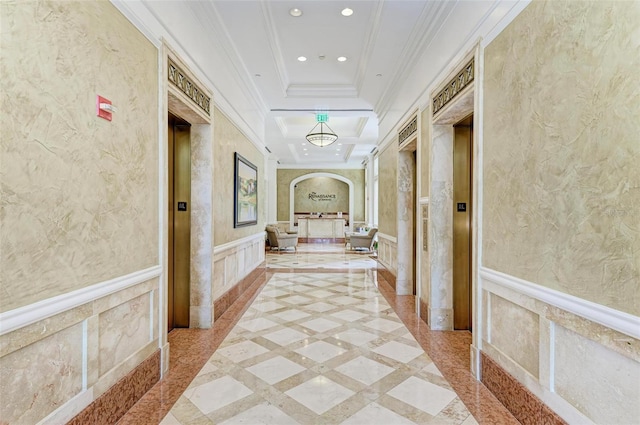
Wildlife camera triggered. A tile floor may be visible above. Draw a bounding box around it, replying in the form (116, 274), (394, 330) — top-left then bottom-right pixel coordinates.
(119, 244), (517, 425)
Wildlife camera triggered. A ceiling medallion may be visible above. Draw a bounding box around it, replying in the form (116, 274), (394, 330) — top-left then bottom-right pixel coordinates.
(306, 115), (338, 147)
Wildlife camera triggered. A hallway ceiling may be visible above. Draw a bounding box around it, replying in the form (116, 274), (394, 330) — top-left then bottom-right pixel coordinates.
(135, 0), (524, 167)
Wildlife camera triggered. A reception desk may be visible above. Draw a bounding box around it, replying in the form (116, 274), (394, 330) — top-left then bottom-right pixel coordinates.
(297, 218), (346, 242)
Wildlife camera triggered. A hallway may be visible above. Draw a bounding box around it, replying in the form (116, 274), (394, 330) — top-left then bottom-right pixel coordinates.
(118, 245), (517, 425)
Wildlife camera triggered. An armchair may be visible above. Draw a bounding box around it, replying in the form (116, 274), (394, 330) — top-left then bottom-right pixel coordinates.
(350, 228), (378, 251)
(265, 225), (298, 252)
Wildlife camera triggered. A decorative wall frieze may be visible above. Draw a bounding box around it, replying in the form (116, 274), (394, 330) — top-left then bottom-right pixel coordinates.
(398, 115), (417, 146)
(168, 59), (211, 116)
(432, 59), (474, 115)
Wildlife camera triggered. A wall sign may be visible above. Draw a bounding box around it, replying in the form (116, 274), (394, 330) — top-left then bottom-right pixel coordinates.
(308, 192), (336, 201)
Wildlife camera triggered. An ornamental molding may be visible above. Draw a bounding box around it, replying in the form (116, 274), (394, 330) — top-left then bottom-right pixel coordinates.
(168, 59), (211, 116)
(432, 58), (474, 116)
(398, 115), (417, 146)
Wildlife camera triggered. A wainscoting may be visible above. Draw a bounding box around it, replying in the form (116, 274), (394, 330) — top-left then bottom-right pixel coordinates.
(0, 268), (162, 424)
(376, 232), (397, 277)
(212, 232), (266, 319)
(479, 268), (640, 424)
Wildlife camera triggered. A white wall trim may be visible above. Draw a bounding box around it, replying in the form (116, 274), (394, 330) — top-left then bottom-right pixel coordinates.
(213, 231), (266, 255)
(480, 267), (640, 340)
(0, 266), (162, 336)
(377, 232), (397, 243)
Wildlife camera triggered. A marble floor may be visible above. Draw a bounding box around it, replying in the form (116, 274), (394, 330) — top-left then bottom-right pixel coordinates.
(119, 244), (517, 425)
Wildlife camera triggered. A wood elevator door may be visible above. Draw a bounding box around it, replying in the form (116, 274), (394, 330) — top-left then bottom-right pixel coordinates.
(168, 113), (191, 331)
(453, 115), (473, 330)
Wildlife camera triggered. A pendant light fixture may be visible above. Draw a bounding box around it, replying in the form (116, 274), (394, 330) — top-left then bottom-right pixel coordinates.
(306, 114), (338, 147)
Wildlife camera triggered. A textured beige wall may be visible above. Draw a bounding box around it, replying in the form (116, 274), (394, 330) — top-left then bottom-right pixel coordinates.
(0, 1), (158, 313)
(483, 0), (640, 315)
(277, 169), (365, 221)
(378, 145), (398, 237)
(294, 177), (349, 213)
(213, 108), (265, 246)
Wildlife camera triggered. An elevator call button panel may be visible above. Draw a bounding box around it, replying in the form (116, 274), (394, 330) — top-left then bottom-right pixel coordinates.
(177, 202), (188, 211)
(457, 203), (467, 212)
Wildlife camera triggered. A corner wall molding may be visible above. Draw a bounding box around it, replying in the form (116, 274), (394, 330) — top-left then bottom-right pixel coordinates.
(213, 231), (266, 255)
(480, 267), (640, 340)
(0, 266), (162, 336)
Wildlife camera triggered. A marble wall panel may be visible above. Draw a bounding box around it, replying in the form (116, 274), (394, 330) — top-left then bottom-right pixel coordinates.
(420, 109), (431, 198)
(489, 294), (539, 378)
(378, 145), (398, 237)
(396, 151), (415, 295)
(0, 0), (159, 313)
(429, 126), (453, 318)
(99, 293), (151, 375)
(483, 0), (640, 315)
(189, 123), (214, 328)
(213, 108), (266, 246)
(277, 169), (365, 222)
(554, 325), (640, 424)
(0, 323), (83, 424)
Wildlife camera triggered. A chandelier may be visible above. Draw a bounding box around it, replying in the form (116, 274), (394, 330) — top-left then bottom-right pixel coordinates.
(305, 118), (338, 147)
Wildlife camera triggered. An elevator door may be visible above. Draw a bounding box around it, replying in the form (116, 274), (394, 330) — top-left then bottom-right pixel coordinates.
(168, 113), (191, 331)
(453, 115), (473, 330)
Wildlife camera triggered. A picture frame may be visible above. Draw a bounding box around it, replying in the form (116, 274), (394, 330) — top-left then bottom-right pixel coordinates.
(234, 152), (258, 227)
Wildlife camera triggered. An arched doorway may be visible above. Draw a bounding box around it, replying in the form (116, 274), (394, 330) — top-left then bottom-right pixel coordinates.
(289, 172), (355, 233)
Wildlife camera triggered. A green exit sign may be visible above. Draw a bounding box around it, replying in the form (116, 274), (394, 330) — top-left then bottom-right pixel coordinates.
(316, 113), (328, 123)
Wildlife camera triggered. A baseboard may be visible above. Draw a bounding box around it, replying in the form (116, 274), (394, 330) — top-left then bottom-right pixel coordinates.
(481, 351), (567, 425)
(377, 267), (396, 291)
(214, 265), (266, 320)
(419, 298), (428, 324)
(67, 349), (161, 425)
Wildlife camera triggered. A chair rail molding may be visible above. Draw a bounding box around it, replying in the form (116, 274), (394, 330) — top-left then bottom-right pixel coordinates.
(0, 266), (162, 336)
(480, 267), (640, 339)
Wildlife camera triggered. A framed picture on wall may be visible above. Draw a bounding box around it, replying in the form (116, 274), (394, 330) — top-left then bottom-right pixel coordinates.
(234, 152), (258, 227)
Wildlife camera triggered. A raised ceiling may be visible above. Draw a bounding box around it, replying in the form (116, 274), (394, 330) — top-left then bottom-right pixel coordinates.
(124, 0), (525, 168)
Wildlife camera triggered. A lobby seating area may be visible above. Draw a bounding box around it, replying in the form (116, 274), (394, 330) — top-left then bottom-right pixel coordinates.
(348, 228), (378, 251)
(265, 225), (298, 252)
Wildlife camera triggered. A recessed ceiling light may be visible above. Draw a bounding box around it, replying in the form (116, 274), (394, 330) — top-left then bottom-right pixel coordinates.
(297, 56), (307, 62)
(341, 8), (353, 17)
(337, 56), (347, 62)
(335, 153), (340, 156)
(338, 142), (342, 145)
(303, 148), (307, 151)
(289, 8), (303, 17)
(304, 153), (309, 156)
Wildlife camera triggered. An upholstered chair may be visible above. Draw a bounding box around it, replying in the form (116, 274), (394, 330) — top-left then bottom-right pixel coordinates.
(265, 225), (298, 252)
(350, 228), (378, 251)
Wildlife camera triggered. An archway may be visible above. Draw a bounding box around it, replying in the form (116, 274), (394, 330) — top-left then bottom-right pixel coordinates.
(289, 172), (354, 233)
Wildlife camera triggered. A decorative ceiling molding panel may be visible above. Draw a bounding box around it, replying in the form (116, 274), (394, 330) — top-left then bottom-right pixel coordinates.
(261, 1), (290, 97)
(354, 0), (385, 94)
(374, 1), (454, 117)
(286, 85), (359, 98)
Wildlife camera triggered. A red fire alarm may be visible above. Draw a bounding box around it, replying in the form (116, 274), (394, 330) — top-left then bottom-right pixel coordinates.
(96, 95), (116, 121)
